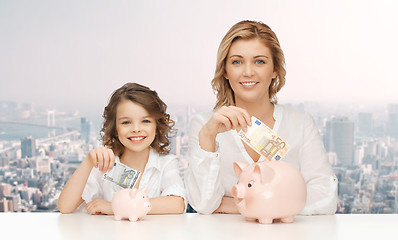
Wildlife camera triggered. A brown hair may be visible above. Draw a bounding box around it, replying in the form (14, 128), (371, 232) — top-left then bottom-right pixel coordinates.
(211, 20), (286, 109)
(101, 83), (175, 156)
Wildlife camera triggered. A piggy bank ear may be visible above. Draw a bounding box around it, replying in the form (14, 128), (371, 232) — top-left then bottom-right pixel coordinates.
(233, 161), (249, 177)
(254, 163), (275, 184)
(129, 188), (138, 199)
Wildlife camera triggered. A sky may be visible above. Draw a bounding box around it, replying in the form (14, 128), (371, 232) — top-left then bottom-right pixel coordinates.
(1, 0), (398, 119)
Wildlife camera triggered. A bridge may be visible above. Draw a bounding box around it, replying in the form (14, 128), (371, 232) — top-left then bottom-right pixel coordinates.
(0, 120), (76, 131)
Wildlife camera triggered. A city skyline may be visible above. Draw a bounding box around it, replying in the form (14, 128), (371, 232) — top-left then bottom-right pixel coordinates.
(1, 100), (398, 214)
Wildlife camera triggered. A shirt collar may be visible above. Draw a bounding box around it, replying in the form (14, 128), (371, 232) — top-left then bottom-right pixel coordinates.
(143, 147), (161, 172)
(114, 148), (161, 172)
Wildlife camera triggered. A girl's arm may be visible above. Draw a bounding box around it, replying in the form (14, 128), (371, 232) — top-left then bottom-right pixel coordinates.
(148, 196), (185, 214)
(57, 158), (93, 213)
(57, 148), (115, 214)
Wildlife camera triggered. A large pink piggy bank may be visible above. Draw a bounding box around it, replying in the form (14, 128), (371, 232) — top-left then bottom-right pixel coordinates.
(232, 161), (306, 224)
(112, 188), (152, 222)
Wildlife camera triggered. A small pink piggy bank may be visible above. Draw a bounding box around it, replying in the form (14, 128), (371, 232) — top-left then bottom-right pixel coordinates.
(232, 161), (306, 224)
(112, 188), (152, 222)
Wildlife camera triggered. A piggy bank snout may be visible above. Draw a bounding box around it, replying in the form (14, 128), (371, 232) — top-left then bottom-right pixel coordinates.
(232, 184), (245, 199)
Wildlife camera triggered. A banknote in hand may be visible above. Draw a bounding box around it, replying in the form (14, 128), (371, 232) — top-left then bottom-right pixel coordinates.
(238, 116), (290, 161)
(103, 162), (140, 188)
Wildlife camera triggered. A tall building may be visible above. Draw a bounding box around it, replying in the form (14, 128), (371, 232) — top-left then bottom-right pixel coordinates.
(21, 136), (36, 158)
(81, 117), (91, 143)
(388, 104), (398, 138)
(5, 195), (19, 212)
(324, 117), (355, 166)
(358, 112), (373, 137)
(0, 198), (9, 212)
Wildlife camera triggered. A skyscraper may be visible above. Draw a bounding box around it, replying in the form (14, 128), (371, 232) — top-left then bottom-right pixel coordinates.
(21, 136), (36, 158)
(358, 112), (373, 137)
(325, 117), (355, 166)
(81, 117), (91, 143)
(388, 104), (398, 138)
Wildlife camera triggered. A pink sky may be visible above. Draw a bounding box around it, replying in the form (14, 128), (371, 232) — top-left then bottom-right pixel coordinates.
(1, 0), (397, 116)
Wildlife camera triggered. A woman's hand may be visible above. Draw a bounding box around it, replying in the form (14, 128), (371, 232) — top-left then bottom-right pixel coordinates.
(213, 196), (240, 214)
(86, 147), (115, 173)
(204, 106), (251, 134)
(86, 199), (113, 215)
(199, 106), (251, 152)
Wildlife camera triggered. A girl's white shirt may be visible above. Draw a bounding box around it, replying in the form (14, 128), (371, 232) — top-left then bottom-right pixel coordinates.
(76, 148), (186, 212)
(185, 104), (338, 215)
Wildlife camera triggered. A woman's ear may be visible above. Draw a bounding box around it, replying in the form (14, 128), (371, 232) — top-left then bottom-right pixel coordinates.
(223, 72), (229, 80)
(272, 71), (278, 79)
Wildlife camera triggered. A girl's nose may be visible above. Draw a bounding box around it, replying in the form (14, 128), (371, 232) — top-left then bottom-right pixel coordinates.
(130, 124), (141, 133)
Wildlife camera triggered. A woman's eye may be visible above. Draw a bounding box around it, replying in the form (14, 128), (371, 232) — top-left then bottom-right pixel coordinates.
(248, 183), (252, 188)
(255, 60), (265, 64)
(232, 60), (242, 65)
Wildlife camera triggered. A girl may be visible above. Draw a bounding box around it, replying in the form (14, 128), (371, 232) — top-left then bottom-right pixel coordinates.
(58, 83), (185, 215)
(185, 20), (338, 215)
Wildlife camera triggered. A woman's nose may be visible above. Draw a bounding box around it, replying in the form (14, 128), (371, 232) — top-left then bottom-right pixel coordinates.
(243, 63), (254, 77)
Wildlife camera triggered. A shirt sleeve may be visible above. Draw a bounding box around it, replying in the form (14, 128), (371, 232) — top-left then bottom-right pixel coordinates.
(160, 155), (187, 209)
(81, 168), (104, 204)
(184, 114), (225, 214)
(299, 112), (338, 215)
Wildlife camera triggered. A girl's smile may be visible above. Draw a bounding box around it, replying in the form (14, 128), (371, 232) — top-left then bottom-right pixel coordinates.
(128, 135), (147, 143)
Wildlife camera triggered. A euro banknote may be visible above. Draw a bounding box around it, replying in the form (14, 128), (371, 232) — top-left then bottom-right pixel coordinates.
(103, 162), (140, 189)
(238, 116), (290, 161)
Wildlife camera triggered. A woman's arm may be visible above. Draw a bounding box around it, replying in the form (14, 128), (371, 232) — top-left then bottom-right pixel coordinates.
(185, 108), (251, 214)
(299, 113), (338, 215)
(185, 114), (224, 214)
(149, 196), (185, 214)
(213, 196), (240, 214)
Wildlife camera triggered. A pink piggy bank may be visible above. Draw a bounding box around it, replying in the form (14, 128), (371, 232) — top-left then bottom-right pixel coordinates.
(232, 161), (306, 224)
(112, 188), (152, 222)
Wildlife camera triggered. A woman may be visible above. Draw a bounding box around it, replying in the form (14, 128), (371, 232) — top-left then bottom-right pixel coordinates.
(185, 20), (338, 215)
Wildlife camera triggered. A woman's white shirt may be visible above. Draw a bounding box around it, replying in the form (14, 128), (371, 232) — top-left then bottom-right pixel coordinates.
(185, 104), (338, 215)
(76, 148), (186, 212)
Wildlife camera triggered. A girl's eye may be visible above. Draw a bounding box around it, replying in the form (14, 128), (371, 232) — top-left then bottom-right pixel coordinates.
(232, 60), (242, 65)
(248, 183), (252, 188)
(255, 60), (265, 64)
(143, 119), (151, 123)
(122, 121), (131, 125)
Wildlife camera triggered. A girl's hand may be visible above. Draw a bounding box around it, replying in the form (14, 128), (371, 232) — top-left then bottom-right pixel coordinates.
(86, 199), (113, 215)
(202, 106), (251, 137)
(86, 147), (115, 173)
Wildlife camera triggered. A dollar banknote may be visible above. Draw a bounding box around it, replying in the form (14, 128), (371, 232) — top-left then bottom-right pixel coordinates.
(103, 162), (140, 189)
(238, 116), (290, 161)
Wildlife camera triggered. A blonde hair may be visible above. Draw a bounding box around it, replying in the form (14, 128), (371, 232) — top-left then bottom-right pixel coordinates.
(211, 20), (286, 109)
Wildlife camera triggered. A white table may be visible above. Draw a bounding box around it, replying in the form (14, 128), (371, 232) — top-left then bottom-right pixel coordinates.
(1, 213), (398, 239)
